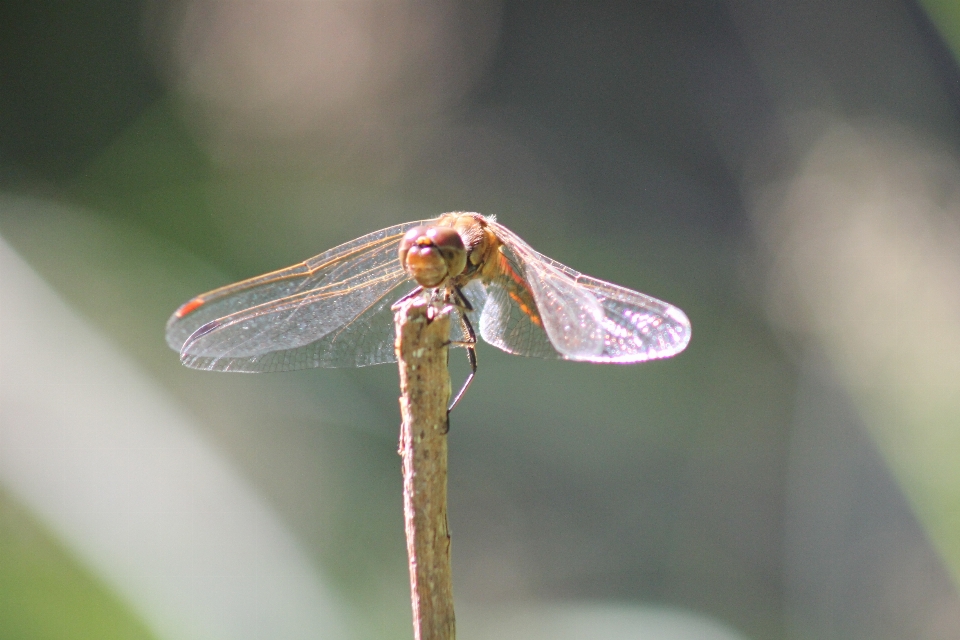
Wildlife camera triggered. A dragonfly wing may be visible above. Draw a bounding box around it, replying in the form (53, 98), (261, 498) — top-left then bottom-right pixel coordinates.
(464, 266), (568, 359)
(165, 219), (433, 371)
(573, 274), (691, 361)
(288, 277), (417, 368)
(460, 276), (554, 358)
(486, 221), (691, 362)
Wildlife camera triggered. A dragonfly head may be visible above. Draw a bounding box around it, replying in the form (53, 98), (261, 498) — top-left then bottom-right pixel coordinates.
(399, 225), (468, 288)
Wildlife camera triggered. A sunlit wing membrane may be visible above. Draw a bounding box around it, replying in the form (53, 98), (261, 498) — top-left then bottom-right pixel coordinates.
(520, 255), (606, 358)
(573, 274), (691, 361)
(166, 263), (314, 353)
(165, 213), (689, 373)
(178, 267), (415, 371)
(487, 221), (691, 362)
(462, 254), (569, 359)
(165, 220), (432, 372)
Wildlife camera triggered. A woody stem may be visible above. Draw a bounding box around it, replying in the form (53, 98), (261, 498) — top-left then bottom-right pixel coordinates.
(394, 297), (456, 640)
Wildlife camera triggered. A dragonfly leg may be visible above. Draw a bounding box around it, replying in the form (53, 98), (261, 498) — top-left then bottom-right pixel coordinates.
(449, 284), (475, 312)
(391, 285), (424, 311)
(447, 310), (478, 414)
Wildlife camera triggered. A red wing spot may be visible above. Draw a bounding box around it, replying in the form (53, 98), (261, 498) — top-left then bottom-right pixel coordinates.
(175, 297), (205, 318)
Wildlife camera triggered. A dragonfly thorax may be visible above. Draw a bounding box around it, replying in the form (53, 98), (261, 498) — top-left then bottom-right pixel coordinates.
(165, 210), (690, 381)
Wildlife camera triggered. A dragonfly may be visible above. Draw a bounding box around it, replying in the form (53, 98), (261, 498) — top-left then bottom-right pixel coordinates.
(166, 212), (691, 408)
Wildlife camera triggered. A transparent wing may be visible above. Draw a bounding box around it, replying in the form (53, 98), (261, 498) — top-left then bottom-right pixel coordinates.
(482, 220), (691, 362)
(460, 258), (562, 359)
(165, 219), (436, 372)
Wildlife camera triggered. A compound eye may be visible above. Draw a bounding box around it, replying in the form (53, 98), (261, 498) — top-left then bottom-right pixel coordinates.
(425, 226), (462, 249)
(426, 227), (467, 277)
(398, 225), (467, 288)
(398, 226), (428, 264)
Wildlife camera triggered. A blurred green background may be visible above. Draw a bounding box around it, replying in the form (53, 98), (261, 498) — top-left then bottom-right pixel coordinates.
(3, 2), (960, 639)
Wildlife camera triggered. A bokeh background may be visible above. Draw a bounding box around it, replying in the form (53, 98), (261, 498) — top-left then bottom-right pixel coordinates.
(3, 2), (960, 639)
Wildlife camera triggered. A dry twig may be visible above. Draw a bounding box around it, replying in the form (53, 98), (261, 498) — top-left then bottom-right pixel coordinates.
(394, 297), (456, 640)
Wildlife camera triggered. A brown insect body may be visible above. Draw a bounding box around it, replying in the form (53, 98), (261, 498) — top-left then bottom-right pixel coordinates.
(400, 212), (503, 292)
(166, 210), (691, 380)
